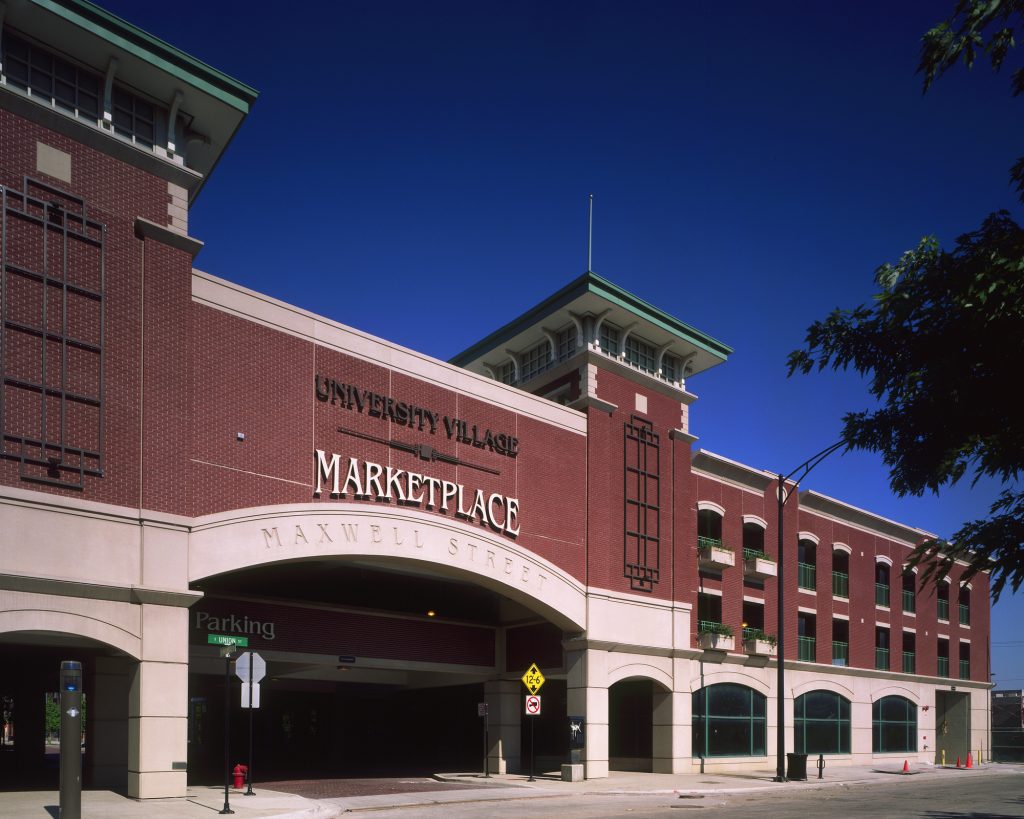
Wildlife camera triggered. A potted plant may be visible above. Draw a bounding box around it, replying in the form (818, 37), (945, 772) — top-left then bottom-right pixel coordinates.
(697, 621), (734, 651)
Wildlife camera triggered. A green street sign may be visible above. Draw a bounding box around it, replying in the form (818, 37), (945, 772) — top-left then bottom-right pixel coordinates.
(207, 634), (248, 647)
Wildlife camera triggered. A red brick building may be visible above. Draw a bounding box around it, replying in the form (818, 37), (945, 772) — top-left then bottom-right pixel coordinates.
(0, 0), (990, 800)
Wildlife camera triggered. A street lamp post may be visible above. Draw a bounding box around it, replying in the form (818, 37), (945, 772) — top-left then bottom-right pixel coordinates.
(774, 440), (845, 783)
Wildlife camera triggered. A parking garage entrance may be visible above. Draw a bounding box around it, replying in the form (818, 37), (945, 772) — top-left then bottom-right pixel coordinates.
(186, 558), (569, 782)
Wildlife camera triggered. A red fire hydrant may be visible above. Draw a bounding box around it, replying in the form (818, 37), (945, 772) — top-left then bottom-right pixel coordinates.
(232, 763), (248, 790)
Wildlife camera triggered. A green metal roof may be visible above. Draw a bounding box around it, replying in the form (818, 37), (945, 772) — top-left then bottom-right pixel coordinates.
(449, 270), (733, 367)
(36, 0), (258, 113)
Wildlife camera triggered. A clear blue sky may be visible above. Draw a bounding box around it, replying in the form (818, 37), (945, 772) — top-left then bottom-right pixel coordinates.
(104, 1), (1023, 691)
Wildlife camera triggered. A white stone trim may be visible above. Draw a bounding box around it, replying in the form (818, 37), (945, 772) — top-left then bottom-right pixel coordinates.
(869, 685), (920, 704)
(790, 678), (856, 700)
(0, 605), (141, 658)
(606, 661), (673, 690)
(832, 542), (852, 554)
(696, 500), (725, 516)
(876, 555), (893, 566)
(797, 531), (819, 545)
(742, 514), (768, 529)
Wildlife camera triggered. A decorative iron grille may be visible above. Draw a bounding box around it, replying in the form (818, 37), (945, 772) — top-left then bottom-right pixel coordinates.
(1, 177), (105, 488)
(624, 414), (660, 591)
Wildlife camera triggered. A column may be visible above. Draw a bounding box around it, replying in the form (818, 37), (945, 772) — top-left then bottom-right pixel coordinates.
(484, 679), (521, 774)
(128, 604), (189, 798)
(565, 645), (609, 778)
(86, 656), (130, 789)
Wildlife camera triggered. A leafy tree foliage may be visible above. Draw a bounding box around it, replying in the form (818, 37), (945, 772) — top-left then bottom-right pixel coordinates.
(788, 215), (1024, 599)
(919, 0), (1024, 204)
(789, 2), (1024, 600)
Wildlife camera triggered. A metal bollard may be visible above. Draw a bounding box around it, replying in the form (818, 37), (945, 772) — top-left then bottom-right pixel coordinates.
(817, 754), (825, 779)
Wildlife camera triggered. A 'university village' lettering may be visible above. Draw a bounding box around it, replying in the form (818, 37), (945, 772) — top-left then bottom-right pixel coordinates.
(314, 451), (521, 537)
(315, 374), (519, 458)
(258, 519), (547, 593)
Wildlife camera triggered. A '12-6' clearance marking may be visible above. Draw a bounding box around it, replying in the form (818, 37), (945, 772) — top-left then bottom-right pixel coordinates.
(521, 663), (545, 695)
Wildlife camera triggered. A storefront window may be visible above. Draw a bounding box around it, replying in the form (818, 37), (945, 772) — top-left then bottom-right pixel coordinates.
(872, 695), (917, 753)
(795, 690), (851, 754)
(692, 684), (766, 757)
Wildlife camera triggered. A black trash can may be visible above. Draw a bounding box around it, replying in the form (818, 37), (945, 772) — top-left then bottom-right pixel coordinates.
(786, 752), (808, 780)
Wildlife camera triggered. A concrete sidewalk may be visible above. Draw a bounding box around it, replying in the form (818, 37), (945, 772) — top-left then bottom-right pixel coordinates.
(2, 763), (1019, 818)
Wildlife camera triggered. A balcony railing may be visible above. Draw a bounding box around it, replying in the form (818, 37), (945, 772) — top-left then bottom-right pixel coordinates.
(938, 598), (950, 621)
(959, 659), (971, 680)
(875, 647), (890, 670)
(875, 583), (890, 608)
(959, 603), (970, 626)
(832, 571), (849, 598)
(902, 651), (916, 673)
(937, 656), (950, 677)
(698, 536), (723, 551)
(832, 641), (849, 666)
(798, 562), (816, 590)
(797, 636), (816, 661)
(902, 589), (915, 614)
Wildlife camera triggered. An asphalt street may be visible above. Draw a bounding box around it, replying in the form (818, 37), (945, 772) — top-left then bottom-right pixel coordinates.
(327, 774), (1024, 819)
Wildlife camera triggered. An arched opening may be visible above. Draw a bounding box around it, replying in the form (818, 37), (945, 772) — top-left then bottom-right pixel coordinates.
(794, 690), (851, 754)
(831, 549), (850, 598)
(692, 683), (766, 758)
(872, 695), (917, 753)
(875, 562), (891, 608)
(697, 508), (723, 547)
(797, 539), (816, 590)
(187, 556), (569, 782)
(0, 632), (133, 792)
(608, 677), (669, 772)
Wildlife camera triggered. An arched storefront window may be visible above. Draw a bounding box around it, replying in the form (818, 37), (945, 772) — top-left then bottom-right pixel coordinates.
(872, 696), (917, 753)
(795, 690), (851, 754)
(692, 683), (766, 757)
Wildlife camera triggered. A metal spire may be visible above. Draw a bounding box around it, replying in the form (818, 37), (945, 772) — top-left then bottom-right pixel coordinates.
(587, 194), (594, 272)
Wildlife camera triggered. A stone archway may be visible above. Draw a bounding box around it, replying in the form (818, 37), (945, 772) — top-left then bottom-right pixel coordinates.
(189, 503), (587, 629)
(607, 676), (673, 773)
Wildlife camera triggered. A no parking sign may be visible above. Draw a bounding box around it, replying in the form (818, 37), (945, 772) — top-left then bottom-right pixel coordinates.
(525, 695), (542, 716)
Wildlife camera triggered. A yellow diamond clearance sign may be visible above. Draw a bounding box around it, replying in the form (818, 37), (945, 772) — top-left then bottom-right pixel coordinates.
(521, 662), (545, 695)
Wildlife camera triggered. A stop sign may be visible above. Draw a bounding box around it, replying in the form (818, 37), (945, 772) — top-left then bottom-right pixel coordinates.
(234, 651), (266, 683)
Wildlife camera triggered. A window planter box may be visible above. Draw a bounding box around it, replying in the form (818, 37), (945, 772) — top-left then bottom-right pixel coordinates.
(698, 543), (734, 570)
(743, 637), (777, 656)
(743, 552), (777, 580)
(697, 632), (735, 651)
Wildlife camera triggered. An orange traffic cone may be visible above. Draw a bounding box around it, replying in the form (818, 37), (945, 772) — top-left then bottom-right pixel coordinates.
(966, 752), (973, 769)
(902, 760), (909, 774)
(956, 755), (962, 768)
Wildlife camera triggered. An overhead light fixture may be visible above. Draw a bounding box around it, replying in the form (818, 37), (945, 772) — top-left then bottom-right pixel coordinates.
(426, 610), (436, 617)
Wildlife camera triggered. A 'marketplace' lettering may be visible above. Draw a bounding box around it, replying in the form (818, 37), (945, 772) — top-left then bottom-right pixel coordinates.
(314, 451), (521, 537)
